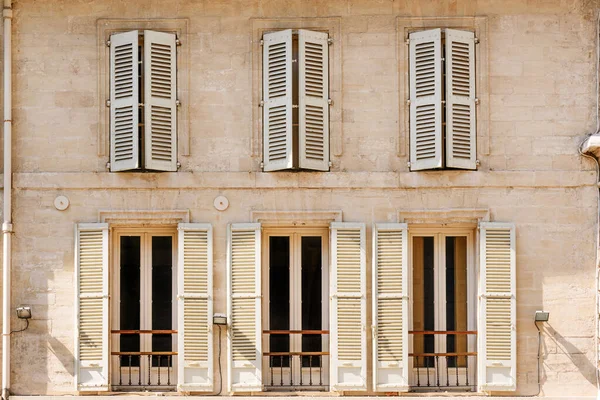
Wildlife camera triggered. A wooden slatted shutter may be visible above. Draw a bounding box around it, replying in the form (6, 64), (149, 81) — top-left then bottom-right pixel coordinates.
(177, 224), (213, 391)
(445, 29), (477, 170)
(478, 223), (516, 392)
(227, 223), (262, 392)
(144, 30), (178, 171)
(409, 28), (443, 171)
(110, 31), (139, 172)
(330, 223), (367, 391)
(298, 29), (329, 171)
(75, 223), (109, 391)
(263, 29), (293, 171)
(372, 224), (409, 392)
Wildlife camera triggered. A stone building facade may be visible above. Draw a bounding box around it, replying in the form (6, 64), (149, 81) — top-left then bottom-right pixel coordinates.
(0, 0), (597, 399)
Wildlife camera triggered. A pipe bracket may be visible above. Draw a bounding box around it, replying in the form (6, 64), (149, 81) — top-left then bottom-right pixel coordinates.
(2, 223), (12, 233)
(2, 9), (12, 19)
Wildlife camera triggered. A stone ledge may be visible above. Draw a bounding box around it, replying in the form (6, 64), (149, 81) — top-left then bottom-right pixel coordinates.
(10, 171), (597, 190)
(9, 396), (596, 400)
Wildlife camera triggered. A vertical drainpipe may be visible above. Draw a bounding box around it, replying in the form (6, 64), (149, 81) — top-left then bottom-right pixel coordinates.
(2, 1), (12, 399)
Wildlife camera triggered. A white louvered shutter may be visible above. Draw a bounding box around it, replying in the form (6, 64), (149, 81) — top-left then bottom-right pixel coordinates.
(478, 223), (516, 392)
(227, 224), (262, 392)
(144, 30), (177, 171)
(177, 224), (213, 392)
(445, 29), (477, 170)
(372, 224), (409, 392)
(263, 30), (293, 171)
(298, 29), (329, 171)
(110, 31), (139, 172)
(75, 223), (109, 391)
(330, 223), (367, 391)
(409, 29), (443, 171)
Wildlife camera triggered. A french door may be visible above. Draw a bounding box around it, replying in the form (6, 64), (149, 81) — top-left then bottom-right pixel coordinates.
(262, 228), (329, 389)
(409, 229), (476, 389)
(111, 228), (177, 389)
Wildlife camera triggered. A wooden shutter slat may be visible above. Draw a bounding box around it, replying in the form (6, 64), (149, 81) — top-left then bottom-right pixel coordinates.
(478, 223), (516, 392)
(110, 31), (139, 172)
(178, 223), (213, 391)
(298, 29), (329, 171)
(75, 223), (109, 391)
(144, 30), (177, 171)
(330, 223), (367, 391)
(445, 29), (477, 170)
(263, 30), (293, 171)
(227, 223), (262, 392)
(409, 29), (443, 171)
(372, 224), (409, 392)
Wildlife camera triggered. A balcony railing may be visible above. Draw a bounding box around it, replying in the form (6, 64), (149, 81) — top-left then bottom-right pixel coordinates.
(409, 330), (477, 391)
(111, 330), (177, 391)
(263, 330), (329, 390)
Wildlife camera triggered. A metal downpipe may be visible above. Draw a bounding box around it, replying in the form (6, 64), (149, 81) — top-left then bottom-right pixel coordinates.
(2, 1), (12, 400)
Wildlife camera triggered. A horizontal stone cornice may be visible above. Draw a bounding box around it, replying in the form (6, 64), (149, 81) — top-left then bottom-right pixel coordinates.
(4, 171), (595, 190)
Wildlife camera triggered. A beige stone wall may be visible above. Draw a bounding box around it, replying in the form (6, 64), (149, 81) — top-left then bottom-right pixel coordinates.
(5, 0), (600, 397)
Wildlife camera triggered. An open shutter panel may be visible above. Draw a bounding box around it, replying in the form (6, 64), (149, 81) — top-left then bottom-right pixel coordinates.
(298, 29), (330, 171)
(445, 29), (477, 170)
(110, 31), (139, 172)
(144, 30), (177, 171)
(409, 29), (443, 171)
(478, 223), (516, 392)
(330, 223), (367, 391)
(263, 29), (293, 171)
(372, 224), (409, 392)
(227, 224), (262, 392)
(75, 223), (109, 391)
(177, 224), (213, 392)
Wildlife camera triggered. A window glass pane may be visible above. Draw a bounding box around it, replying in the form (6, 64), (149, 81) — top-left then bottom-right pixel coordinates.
(152, 236), (173, 367)
(301, 236), (322, 367)
(446, 236), (468, 368)
(120, 236), (141, 367)
(269, 236), (290, 367)
(413, 236), (435, 368)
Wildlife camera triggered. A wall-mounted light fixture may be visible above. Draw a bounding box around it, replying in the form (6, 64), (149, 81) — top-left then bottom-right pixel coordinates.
(534, 310), (550, 322)
(533, 310), (550, 396)
(213, 313), (227, 326)
(12, 306), (32, 334)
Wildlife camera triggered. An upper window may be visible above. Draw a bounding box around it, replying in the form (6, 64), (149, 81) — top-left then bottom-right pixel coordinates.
(109, 30), (178, 172)
(408, 28), (477, 171)
(262, 29), (330, 172)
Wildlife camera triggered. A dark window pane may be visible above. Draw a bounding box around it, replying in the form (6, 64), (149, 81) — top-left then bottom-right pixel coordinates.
(413, 236), (435, 368)
(152, 236), (173, 366)
(120, 236), (141, 367)
(446, 236), (468, 368)
(269, 236), (290, 367)
(301, 236), (322, 367)
(422, 236), (435, 367)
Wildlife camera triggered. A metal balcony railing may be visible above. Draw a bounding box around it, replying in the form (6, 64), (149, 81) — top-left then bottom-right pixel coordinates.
(111, 330), (177, 391)
(263, 330), (329, 390)
(409, 330), (477, 391)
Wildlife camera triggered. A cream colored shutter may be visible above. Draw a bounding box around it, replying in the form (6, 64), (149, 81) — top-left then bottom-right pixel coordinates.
(372, 224), (408, 392)
(478, 223), (516, 392)
(263, 29), (293, 171)
(330, 223), (367, 391)
(227, 223), (262, 392)
(177, 224), (213, 392)
(144, 30), (177, 171)
(298, 29), (329, 171)
(110, 30), (139, 172)
(445, 29), (477, 170)
(409, 28), (443, 171)
(75, 223), (109, 391)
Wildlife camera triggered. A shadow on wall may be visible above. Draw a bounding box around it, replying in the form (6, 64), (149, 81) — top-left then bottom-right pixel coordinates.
(48, 336), (74, 376)
(546, 325), (596, 386)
